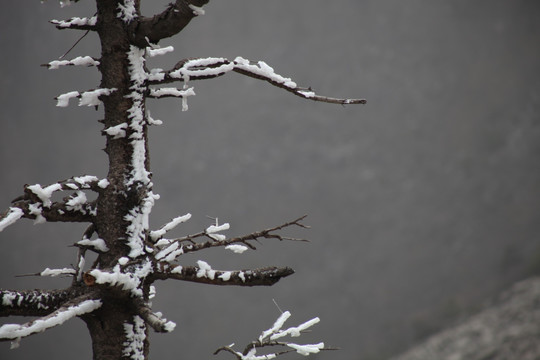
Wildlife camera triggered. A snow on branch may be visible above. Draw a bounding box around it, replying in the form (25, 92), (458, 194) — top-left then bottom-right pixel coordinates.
(152, 57), (366, 105)
(148, 87), (195, 99)
(0, 176), (106, 229)
(155, 264), (294, 286)
(50, 16), (97, 30)
(0, 207), (24, 232)
(215, 311), (328, 360)
(0, 294), (101, 346)
(0, 288), (87, 317)
(135, 302), (176, 333)
(149, 213), (192, 241)
(43, 56), (100, 70)
(56, 88), (117, 107)
(162, 215), (309, 258)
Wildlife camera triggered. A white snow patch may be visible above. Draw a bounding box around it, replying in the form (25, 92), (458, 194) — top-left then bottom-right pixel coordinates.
(79, 88), (116, 107)
(77, 238), (109, 252)
(189, 4), (205, 15)
(74, 175), (99, 186)
(150, 213), (191, 240)
(40, 268), (76, 277)
(149, 87), (195, 98)
(0, 299), (102, 340)
(48, 56), (99, 69)
(147, 68), (165, 82)
(123, 315), (146, 360)
(88, 261), (151, 297)
(218, 271), (232, 281)
(0, 207), (24, 232)
(147, 46), (174, 57)
(206, 223), (230, 234)
(98, 179), (110, 189)
(51, 16), (97, 28)
(65, 191), (88, 213)
(117, 0), (137, 23)
(225, 244), (248, 254)
(298, 90), (315, 98)
(124, 192), (158, 258)
(27, 183), (62, 208)
(170, 265), (183, 274)
(169, 57), (233, 80)
(286, 343), (324, 356)
(56, 91), (80, 107)
(104, 123), (128, 139)
(196, 260), (216, 280)
(2, 293), (17, 306)
(233, 57), (297, 88)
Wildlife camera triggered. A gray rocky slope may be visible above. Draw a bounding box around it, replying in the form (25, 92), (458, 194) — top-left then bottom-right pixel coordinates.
(391, 277), (540, 360)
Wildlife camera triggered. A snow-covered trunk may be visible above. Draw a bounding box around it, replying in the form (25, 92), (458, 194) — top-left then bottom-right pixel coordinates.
(85, 1), (151, 359)
(83, 298), (149, 360)
(95, 0), (150, 265)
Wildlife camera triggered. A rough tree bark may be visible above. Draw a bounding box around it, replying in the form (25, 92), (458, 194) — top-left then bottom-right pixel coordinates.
(0, 1), (365, 359)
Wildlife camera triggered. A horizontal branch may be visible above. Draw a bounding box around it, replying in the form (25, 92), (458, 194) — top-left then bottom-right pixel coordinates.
(0, 293), (101, 342)
(0, 287), (89, 317)
(42, 56), (100, 69)
(131, 0), (210, 46)
(8, 199), (96, 224)
(171, 215), (309, 255)
(50, 16), (97, 31)
(0, 176), (108, 231)
(155, 263), (294, 286)
(150, 57), (366, 105)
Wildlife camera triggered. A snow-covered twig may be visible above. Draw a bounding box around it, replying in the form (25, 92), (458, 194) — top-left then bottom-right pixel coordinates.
(43, 56), (100, 69)
(168, 215), (309, 255)
(50, 16), (97, 30)
(149, 213), (192, 241)
(56, 88), (117, 107)
(0, 207), (24, 232)
(215, 311), (330, 360)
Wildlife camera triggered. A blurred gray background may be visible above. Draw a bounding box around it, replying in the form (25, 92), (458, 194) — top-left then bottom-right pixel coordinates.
(1, 1), (540, 359)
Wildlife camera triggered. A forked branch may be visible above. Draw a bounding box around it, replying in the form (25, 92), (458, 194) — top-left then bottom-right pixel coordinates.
(214, 310), (331, 360)
(131, 0), (210, 46)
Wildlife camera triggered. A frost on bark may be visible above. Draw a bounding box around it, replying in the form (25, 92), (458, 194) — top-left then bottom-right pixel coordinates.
(0, 1), (365, 359)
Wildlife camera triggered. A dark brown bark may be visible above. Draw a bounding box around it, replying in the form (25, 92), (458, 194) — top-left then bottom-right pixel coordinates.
(0, 288), (87, 317)
(130, 0), (210, 46)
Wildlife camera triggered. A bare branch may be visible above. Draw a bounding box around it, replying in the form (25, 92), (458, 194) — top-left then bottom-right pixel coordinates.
(0, 293), (101, 342)
(131, 0), (210, 46)
(155, 263), (294, 286)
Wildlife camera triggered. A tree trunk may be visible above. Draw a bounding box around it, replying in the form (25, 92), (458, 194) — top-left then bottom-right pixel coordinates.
(87, 1), (151, 358)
